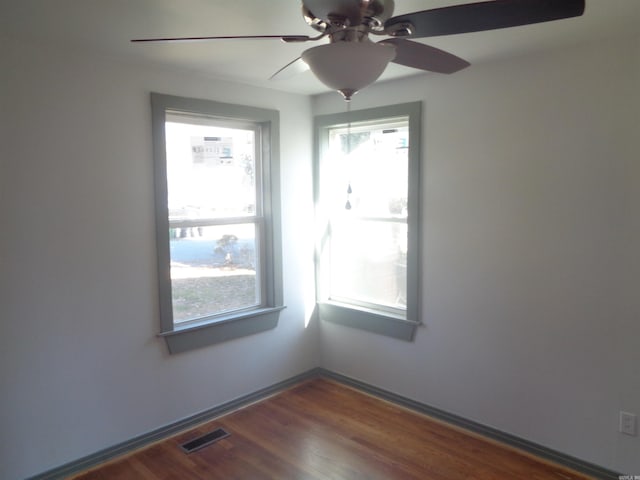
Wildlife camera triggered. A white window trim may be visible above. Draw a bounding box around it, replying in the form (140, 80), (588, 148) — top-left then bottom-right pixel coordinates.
(314, 102), (422, 341)
(151, 93), (284, 354)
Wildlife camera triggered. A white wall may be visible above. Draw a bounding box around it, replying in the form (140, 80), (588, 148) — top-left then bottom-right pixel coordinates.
(0, 39), (317, 480)
(2, 31), (638, 479)
(315, 36), (640, 474)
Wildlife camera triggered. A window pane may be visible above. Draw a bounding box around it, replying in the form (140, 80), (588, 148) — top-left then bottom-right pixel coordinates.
(330, 219), (407, 311)
(170, 224), (259, 323)
(165, 114), (257, 220)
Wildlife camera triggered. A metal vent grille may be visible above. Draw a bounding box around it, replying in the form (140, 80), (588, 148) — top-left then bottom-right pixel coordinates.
(180, 427), (230, 454)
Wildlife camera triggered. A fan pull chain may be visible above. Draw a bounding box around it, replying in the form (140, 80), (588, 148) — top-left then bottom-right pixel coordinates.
(345, 101), (352, 210)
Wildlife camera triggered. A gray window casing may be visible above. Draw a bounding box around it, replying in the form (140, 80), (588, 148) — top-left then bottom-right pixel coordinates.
(314, 102), (422, 341)
(151, 93), (284, 354)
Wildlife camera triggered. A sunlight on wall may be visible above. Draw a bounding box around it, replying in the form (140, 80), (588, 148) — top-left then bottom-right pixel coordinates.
(303, 234), (317, 329)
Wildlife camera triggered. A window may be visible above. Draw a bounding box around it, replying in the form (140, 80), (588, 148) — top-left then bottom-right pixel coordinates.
(151, 93), (283, 353)
(314, 102), (421, 340)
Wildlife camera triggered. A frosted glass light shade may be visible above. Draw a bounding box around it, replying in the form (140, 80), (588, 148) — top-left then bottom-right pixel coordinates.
(302, 40), (396, 100)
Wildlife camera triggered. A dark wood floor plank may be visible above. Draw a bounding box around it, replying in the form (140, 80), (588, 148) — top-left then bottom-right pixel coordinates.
(72, 377), (594, 480)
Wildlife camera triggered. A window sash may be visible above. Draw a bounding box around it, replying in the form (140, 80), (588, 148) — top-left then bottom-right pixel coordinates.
(163, 114), (265, 325)
(165, 113), (263, 222)
(323, 117), (409, 316)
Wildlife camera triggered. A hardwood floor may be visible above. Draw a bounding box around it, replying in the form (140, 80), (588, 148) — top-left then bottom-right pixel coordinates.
(72, 377), (593, 479)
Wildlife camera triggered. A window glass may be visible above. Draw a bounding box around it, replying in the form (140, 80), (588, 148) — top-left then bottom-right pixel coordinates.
(165, 115), (257, 219)
(170, 223), (259, 323)
(329, 219), (407, 312)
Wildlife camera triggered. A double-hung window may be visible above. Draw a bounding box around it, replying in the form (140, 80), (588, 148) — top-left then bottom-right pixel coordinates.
(314, 102), (422, 340)
(151, 93), (283, 353)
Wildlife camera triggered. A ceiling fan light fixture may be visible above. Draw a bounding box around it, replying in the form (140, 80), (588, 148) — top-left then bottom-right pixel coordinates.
(301, 40), (396, 100)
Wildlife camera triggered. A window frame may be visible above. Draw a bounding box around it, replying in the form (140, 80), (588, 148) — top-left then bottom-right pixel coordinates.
(151, 93), (284, 354)
(314, 102), (422, 341)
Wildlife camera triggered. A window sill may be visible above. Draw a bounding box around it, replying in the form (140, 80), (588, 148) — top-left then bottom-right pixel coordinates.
(318, 301), (420, 341)
(159, 306), (285, 354)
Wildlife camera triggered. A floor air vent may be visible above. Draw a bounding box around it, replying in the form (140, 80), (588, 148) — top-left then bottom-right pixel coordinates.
(180, 427), (230, 454)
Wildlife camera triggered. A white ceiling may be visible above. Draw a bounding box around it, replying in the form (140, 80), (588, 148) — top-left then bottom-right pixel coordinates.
(2, 0), (639, 96)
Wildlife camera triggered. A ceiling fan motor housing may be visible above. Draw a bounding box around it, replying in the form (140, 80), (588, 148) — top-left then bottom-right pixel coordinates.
(302, 0), (395, 31)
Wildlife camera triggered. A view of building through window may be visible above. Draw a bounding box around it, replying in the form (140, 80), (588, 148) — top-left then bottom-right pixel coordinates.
(164, 114), (261, 323)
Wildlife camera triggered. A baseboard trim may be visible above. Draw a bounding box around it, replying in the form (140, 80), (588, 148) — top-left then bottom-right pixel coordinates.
(29, 367), (621, 480)
(27, 368), (323, 480)
(317, 368), (621, 480)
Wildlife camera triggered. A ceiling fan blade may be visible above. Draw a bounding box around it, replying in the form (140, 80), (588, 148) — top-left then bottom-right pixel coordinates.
(131, 34), (312, 43)
(385, 0), (585, 38)
(269, 57), (310, 81)
(380, 39), (470, 74)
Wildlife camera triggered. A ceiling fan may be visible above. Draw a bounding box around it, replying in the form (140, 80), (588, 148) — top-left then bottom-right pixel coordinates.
(132, 0), (586, 101)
